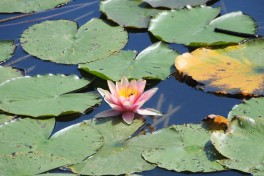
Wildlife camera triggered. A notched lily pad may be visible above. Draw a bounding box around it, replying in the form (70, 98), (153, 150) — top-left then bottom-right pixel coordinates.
(175, 38), (264, 97)
(100, 0), (161, 28)
(149, 7), (256, 46)
(0, 0), (71, 13)
(21, 18), (128, 64)
(0, 118), (104, 175)
(80, 42), (179, 81)
(0, 41), (15, 63)
(142, 124), (225, 172)
(144, 0), (210, 9)
(211, 116), (264, 175)
(0, 74), (101, 117)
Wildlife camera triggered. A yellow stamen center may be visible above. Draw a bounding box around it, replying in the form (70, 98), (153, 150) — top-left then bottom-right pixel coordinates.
(118, 87), (138, 98)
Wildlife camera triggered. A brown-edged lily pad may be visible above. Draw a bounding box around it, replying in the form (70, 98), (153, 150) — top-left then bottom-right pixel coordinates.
(175, 38), (264, 97)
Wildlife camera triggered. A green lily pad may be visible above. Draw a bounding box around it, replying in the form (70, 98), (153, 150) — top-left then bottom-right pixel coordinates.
(100, 0), (161, 28)
(0, 152), (71, 176)
(0, 41), (15, 63)
(218, 159), (264, 176)
(149, 7), (256, 46)
(0, 66), (23, 84)
(0, 118), (104, 175)
(211, 116), (264, 175)
(175, 38), (264, 97)
(0, 0), (71, 13)
(142, 124), (225, 172)
(80, 42), (178, 81)
(228, 98), (264, 119)
(70, 117), (182, 175)
(0, 74), (101, 117)
(21, 18), (128, 64)
(144, 0), (209, 9)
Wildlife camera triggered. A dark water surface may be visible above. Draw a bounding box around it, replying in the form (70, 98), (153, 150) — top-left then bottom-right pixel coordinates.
(0, 0), (263, 175)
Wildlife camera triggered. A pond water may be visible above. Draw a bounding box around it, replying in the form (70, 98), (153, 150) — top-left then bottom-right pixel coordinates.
(0, 0), (263, 175)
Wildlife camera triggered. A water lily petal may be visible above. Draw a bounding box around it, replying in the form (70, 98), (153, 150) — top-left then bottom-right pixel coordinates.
(120, 76), (129, 88)
(106, 101), (124, 112)
(97, 88), (110, 98)
(132, 88), (158, 109)
(129, 79), (137, 90)
(136, 108), (163, 116)
(122, 111), (135, 124)
(97, 88), (115, 105)
(136, 79), (146, 95)
(128, 94), (139, 104)
(107, 80), (118, 97)
(108, 93), (119, 104)
(123, 100), (133, 110)
(95, 109), (121, 118)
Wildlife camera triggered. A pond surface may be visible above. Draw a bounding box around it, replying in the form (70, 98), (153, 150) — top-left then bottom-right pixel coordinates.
(0, 0), (263, 175)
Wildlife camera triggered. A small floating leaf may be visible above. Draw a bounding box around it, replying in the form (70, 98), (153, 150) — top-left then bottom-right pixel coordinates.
(175, 38), (264, 97)
(0, 66), (23, 84)
(142, 124), (225, 172)
(21, 18), (128, 64)
(211, 116), (264, 175)
(0, 0), (71, 13)
(149, 7), (256, 46)
(80, 42), (179, 81)
(0, 41), (15, 63)
(228, 98), (264, 120)
(0, 74), (101, 117)
(144, 0), (210, 9)
(202, 114), (229, 131)
(0, 118), (104, 175)
(100, 0), (161, 28)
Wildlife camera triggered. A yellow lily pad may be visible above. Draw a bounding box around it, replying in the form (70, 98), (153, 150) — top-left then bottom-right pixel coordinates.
(175, 38), (264, 97)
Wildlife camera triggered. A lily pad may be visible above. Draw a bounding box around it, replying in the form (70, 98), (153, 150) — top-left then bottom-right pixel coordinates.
(142, 124), (225, 172)
(0, 114), (15, 125)
(100, 0), (161, 28)
(70, 117), (181, 175)
(0, 152), (71, 176)
(0, 66), (23, 84)
(80, 42), (178, 81)
(0, 118), (104, 175)
(21, 18), (128, 64)
(144, 0), (209, 9)
(175, 38), (264, 97)
(228, 98), (264, 119)
(0, 74), (101, 117)
(211, 116), (264, 175)
(149, 7), (256, 46)
(0, 0), (71, 13)
(0, 41), (15, 63)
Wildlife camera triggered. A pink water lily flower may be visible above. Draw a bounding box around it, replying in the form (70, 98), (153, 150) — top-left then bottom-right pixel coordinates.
(95, 76), (162, 124)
